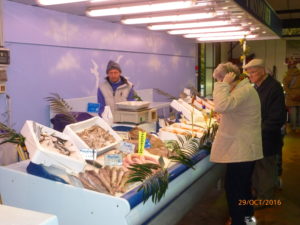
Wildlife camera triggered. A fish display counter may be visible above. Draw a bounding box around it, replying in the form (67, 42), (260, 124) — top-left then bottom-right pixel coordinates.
(0, 150), (224, 225)
(0, 204), (59, 225)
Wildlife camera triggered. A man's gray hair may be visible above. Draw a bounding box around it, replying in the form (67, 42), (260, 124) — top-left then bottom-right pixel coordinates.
(213, 62), (240, 81)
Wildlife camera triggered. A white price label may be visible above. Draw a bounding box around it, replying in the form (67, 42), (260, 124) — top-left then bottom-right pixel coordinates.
(104, 154), (123, 166)
(116, 131), (129, 140)
(119, 141), (136, 154)
(80, 149), (97, 160)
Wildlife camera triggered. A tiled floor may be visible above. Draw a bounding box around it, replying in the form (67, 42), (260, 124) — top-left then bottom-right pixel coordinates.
(177, 131), (300, 225)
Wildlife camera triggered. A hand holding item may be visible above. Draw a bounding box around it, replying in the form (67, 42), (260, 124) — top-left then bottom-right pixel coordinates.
(223, 72), (236, 84)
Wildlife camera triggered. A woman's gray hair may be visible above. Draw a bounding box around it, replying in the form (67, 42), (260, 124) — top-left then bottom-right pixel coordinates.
(213, 62), (241, 81)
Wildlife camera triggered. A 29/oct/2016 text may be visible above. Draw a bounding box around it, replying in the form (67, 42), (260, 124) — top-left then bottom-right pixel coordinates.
(238, 199), (282, 206)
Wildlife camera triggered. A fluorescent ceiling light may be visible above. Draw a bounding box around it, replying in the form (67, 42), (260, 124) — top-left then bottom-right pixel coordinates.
(148, 20), (231, 30)
(90, 0), (110, 2)
(122, 13), (217, 25)
(87, 1), (200, 17)
(197, 34), (257, 42)
(168, 26), (244, 34)
(37, 0), (86, 5)
(184, 31), (250, 38)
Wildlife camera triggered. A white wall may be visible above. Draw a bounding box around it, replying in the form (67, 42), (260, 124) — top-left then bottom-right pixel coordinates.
(232, 39), (287, 82)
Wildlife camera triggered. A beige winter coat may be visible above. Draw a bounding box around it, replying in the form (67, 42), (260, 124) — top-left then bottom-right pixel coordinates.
(210, 79), (263, 163)
(282, 67), (300, 106)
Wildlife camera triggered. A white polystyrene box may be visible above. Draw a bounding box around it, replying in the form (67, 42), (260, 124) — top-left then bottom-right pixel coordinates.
(20, 120), (86, 174)
(158, 124), (204, 141)
(63, 116), (122, 154)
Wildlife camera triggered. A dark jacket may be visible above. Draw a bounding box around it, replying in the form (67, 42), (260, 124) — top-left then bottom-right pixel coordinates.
(255, 76), (286, 156)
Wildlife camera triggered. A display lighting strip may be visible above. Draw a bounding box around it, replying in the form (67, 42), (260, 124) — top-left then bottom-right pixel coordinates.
(37, 0), (87, 5)
(197, 34), (257, 42)
(87, 1), (204, 17)
(122, 12), (220, 25)
(90, 0), (112, 2)
(184, 31), (250, 38)
(168, 26), (244, 35)
(148, 20), (231, 30)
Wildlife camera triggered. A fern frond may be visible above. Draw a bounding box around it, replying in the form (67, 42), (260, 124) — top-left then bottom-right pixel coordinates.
(166, 135), (200, 168)
(169, 153), (194, 168)
(0, 123), (25, 146)
(45, 93), (76, 124)
(165, 140), (181, 153)
(127, 162), (169, 203)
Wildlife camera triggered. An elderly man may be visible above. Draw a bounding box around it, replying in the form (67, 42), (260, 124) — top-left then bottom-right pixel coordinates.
(244, 59), (286, 202)
(97, 60), (135, 115)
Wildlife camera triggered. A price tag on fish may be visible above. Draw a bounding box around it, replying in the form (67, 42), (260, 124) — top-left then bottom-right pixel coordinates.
(80, 149), (97, 160)
(119, 141), (135, 154)
(104, 154), (123, 166)
(116, 131), (129, 140)
(138, 131), (146, 155)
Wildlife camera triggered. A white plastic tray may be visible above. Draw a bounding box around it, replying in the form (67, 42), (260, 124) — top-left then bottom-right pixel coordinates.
(116, 101), (150, 110)
(20, 120), (86, 174)
(63, 116), (122, 154)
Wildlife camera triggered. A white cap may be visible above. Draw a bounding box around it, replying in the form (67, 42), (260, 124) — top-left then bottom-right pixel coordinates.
(243, 59), (265, 69)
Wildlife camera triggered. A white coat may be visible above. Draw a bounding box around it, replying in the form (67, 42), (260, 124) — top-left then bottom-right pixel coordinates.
(210, 78), (263, 163)
(99, 78), (133, 113)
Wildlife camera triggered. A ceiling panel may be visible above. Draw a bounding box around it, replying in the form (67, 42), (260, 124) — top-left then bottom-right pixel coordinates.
(7, 0), (283, 42)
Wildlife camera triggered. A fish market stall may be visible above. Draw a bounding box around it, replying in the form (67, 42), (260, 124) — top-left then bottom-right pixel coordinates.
(0, 95), (223, 225)
(0, 152), (223, 225)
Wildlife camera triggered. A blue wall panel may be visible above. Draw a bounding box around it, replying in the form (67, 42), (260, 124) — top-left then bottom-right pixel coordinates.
(3, 1), (196, 130)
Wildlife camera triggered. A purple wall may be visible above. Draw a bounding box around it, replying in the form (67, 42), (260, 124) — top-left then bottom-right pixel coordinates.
(2, 1), (196, 130)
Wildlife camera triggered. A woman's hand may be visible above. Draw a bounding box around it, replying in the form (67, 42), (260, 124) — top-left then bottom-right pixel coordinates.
(223, 72), (236, 84)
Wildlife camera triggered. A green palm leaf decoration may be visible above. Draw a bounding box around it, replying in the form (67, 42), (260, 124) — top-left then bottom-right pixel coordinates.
(199, 121), (219, 151)
(127, 157), (169, 203)
(0, 122), (29, 160)
(45, 93), (76, 124)
(0, 122), (25, 146)
(166, 134), (201, 168)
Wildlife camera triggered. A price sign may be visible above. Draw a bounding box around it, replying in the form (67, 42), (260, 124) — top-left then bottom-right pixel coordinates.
(138, 131), (146, 155)
(80, 149), (96, 160)
(119, 141), (135, 154)
(116, 131), (129, 140)
(104, 154), (123, 166)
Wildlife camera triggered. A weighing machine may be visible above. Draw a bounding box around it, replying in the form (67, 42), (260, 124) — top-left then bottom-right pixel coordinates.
(114, 101), (157, 124)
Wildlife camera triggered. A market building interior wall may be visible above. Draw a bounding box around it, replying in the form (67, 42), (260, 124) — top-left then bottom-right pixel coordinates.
(1, 0), (196, 131)
(232, 39), (287, 82)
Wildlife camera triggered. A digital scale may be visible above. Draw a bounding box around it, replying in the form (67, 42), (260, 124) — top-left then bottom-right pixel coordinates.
(113, 101), (157, 124)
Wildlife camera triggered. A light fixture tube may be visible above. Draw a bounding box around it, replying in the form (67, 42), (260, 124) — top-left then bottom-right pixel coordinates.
(90, 0), (110, 2)
(184, 31), (250, 38)
(37, 0), (86, 5)
(197, 34), (257, 41)
(87, 1), (199, 17)
(148, 20), (231, 30)
(122, 13), (216, 24)
(168, 26), (244, 35)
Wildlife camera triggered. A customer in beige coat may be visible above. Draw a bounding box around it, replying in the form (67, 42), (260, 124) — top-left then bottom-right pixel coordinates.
(210, 62), (263, 225)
